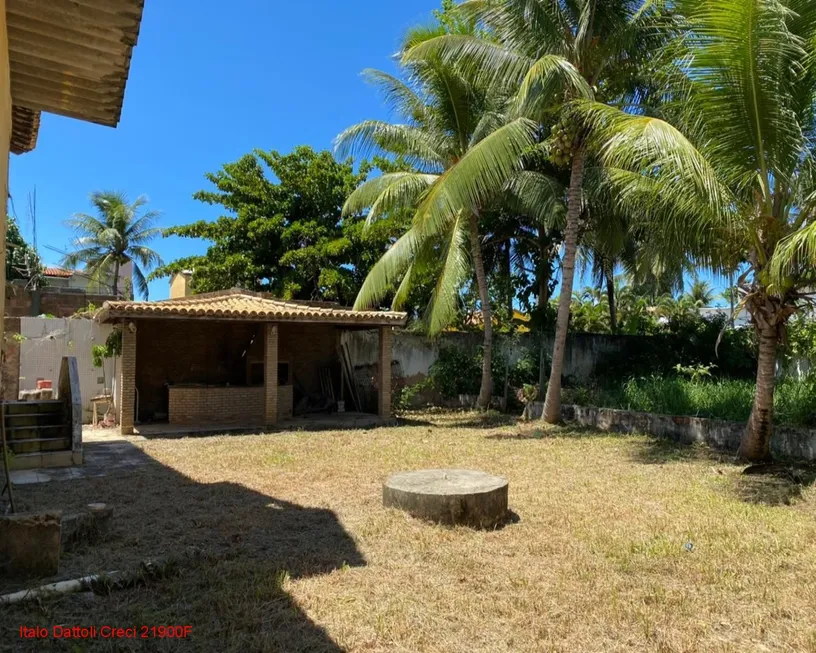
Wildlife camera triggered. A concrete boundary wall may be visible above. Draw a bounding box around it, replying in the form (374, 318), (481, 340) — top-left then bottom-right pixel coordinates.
(524, 402), (816, 461)
(345, 330), (641, 384)
(19, 318), (119, 424)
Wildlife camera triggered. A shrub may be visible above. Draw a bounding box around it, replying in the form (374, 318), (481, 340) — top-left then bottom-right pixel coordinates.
(568, 374), (816, 428)
(425, 341), (543, 399)
(427, 344), (483, 397)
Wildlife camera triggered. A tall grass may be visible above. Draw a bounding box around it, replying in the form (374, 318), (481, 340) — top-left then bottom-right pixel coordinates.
(568, 375), (816, 428)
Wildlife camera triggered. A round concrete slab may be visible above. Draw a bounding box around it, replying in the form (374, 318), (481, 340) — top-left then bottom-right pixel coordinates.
(383, 469), (509, 528)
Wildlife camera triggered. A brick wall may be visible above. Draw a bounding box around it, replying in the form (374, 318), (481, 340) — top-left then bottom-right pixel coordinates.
(135, 319), (264, 421)
(133, 319), (343, 424)
(119, 322), (136, 435)
(169, 386), (264, 425)
(5, 285), (114, 318)
(278, 384), (293, 419)
(1, 316), (20, 400)
(264, 324), (278, 426)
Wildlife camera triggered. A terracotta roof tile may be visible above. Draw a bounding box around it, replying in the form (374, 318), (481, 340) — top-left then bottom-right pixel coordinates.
(96, 289), (408, 327)
(43, 267), (73, 278)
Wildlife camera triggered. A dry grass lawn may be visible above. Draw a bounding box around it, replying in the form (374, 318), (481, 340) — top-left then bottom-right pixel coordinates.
(3, 410), (816, 652)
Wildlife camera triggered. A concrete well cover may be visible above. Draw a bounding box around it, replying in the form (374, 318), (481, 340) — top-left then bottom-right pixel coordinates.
(383, 469), (509, 528)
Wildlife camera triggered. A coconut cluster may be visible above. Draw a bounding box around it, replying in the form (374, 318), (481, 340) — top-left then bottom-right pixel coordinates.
(546, 117), (579, 168)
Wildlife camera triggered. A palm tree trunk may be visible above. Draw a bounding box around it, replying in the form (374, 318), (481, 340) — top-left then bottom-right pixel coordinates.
(503, 241), (513, 409)
(469, 213), (492, 410)
(729, 270), (735, 328)
(738, 325), (778, 463)
(542, 143), (586, 423)
(112, 260), (120, 298)
(537, 229), (551, 399)
(606, 271), (617, 334)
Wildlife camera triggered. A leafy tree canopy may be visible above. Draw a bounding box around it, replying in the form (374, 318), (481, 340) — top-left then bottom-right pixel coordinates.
(6, 215), (41, 282)
(151, 146), (409, 307)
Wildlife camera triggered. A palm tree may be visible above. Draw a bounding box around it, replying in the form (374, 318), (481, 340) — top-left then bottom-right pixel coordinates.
(686, 278), (714, 309)
(579, 0), (816, 461)
(62, 191), (164, 299)
(335, 26), (539, 409)
(405, 0), (670, 422)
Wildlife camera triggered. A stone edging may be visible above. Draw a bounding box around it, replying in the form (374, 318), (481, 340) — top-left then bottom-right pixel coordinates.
(524, 402), (816, 462)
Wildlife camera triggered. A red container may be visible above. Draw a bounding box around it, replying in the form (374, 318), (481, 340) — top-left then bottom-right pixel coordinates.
(36, 379), (52, 390)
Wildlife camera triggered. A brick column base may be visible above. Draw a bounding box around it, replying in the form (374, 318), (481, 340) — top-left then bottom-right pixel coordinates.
(265, 324), (279, 427)
(119, 322), (137, 434)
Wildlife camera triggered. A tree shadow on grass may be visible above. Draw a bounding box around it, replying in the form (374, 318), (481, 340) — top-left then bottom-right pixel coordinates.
(399, 410), (518, 430)
(1, 441), (364, 652)
(624, 437), (816, 507)
(732, 463), (816, 506)
(484, 417), (816, 509)
(629, 436), (733, 465)
(484, 422), (624, 441)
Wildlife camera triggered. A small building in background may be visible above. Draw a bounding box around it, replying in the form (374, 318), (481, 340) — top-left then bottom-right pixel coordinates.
(42, 263), (133, 296)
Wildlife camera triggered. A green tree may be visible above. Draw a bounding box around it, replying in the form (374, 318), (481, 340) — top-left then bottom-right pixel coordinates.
(6, 215), (41, 283)
(406, 0), (671, 422)
(579, 0), (816, 461)
(151, 147), (406, 307)
(62, 192), (163, 299)
(336, 23), (540, 410)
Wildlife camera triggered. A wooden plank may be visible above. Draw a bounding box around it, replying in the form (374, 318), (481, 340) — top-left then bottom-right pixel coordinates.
(7, 0), (142, 32)
(12, 73), (120, 105)
(8, 28), (128, 67)
(9, 96), (115, 127)
(6, 10), (132, 44)
(11, 81), (119, 114)
(12, 67), (116, 95)
(7, 14), (131, 49)
(9, 50), (117, 84)
(67, 0), (145, 22)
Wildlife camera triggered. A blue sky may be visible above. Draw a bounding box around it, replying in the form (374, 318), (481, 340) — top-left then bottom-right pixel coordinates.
(9, 0), (728, 306)
(9, 0), (441, 300)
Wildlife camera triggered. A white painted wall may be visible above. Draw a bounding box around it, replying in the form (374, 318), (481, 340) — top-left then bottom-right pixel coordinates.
(19, 317), (120, 423)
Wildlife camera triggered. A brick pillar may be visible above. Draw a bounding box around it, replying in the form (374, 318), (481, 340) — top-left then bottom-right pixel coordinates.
(264, 324), (279, 427)
(378, 326), (392, 419)
(119, 322), (137, 435)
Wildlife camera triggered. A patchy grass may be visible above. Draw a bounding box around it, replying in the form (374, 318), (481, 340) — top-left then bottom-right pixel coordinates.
(3, 411), (816, 652)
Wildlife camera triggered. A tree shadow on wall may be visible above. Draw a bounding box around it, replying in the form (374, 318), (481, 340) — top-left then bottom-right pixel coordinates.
(2, 441), (365, 652)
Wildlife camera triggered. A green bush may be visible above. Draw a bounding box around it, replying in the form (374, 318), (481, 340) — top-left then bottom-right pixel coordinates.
(570, 374), (816, 428)
(425, 342), (543, 398)
(508, 348), (542, 388)
(594, 314), (757, 382)
(427, 344), (484, 397)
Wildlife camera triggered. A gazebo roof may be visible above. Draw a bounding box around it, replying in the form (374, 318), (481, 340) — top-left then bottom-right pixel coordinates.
(96, 289), (408, 327)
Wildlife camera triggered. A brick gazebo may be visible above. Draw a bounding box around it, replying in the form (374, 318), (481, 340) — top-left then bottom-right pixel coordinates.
(96, 290), (407, 435)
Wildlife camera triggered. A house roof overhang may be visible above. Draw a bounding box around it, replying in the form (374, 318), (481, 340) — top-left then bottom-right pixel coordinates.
(7, 0), (146, 154)
(95, 289), (409, 328)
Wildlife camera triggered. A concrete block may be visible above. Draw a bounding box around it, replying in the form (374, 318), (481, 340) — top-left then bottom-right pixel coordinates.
(0, 511), (61, 578)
